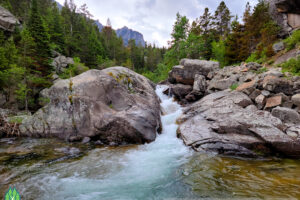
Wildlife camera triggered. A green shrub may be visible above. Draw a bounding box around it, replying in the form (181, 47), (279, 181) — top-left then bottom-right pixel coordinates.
(97, 56), (116, 69)
(142, 63), (172, 83)
(284, 30), (300, 50)
(59, 57), (89, 79)
(280, 56), (300, 75)
(255, 67), (268, 74)
(246, 53), (258, 63)
(212, 40), (226, 67)
(230, 83), (239, 91)
(8, 116), (25, 124)
(246, 51), (268, 64)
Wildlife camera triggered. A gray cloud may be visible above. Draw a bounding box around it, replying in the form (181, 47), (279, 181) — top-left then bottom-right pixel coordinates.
(57, 0), (258, 47)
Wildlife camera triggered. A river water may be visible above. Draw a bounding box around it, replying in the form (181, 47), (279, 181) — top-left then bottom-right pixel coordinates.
(1, 85), (300, 199)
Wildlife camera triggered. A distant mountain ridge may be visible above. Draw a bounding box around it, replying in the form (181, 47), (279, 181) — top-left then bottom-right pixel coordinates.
(54, 1), (145, 47)
(94, 21), (145, 47)
(53, 0), (63, 9)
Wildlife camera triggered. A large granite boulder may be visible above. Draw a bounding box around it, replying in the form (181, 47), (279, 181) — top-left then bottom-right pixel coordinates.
(271, 106), (300, 124)
(168, 59), (219, 85)
(20, 67), (161, 145)
(263, 75), (294, 95)
(177, 90), (300, 157)
(208, 77), (237, 91)
(0, 6), (20, 32)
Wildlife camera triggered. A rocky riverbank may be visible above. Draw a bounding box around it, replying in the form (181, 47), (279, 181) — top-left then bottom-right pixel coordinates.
(166, 59), (300, 157)
(3, 58), (298, 158)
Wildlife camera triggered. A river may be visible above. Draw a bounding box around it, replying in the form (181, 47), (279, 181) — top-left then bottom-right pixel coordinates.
(0, 85), (300, 199)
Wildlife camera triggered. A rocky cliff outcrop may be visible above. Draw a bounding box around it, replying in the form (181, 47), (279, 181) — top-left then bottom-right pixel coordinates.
(0, 6), (20, 32)
(20, 67), (161, 145)
(265, 0), (300, 37)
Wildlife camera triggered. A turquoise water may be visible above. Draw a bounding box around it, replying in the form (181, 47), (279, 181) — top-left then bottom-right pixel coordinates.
(1, 85), (300, 199)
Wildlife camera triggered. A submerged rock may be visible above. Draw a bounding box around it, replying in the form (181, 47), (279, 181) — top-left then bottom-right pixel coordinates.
(20, 67), (161, 145)
(177, 90), (300, 158)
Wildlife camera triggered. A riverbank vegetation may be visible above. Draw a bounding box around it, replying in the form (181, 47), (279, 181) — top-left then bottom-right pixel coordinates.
(0, 0), (299, 112)
(143, 1), (286, 81)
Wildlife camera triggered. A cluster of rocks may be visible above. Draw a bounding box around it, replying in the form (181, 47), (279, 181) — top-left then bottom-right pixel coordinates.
(20, 67), (162, 145)
(0, 6), (20, 32)
(50, 54), (75, 83)
(51, 55), (74, 74)
(167, 59), (300, 158)
(165, 59), (219, 104)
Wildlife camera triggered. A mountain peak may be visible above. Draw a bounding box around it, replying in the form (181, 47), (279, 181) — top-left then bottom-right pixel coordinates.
(116, 27), (145, 47)
(94, 20), (145, 47)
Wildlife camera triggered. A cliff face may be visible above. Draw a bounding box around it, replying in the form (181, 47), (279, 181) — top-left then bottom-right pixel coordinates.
(95, 20), (104, 32)
(116, 26), (146, 47)
(265, 0), (300, 37)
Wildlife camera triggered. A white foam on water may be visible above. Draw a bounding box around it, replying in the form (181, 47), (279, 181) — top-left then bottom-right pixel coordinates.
(20, 85), (192, 200)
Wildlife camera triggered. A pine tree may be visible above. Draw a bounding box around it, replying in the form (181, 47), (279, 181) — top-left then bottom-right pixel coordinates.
(199, 8), (212, 35)
(171, 13), (189, 46)
(86, 26), (104, 67)
(17, 28), (36, 111)
(48, 2), (65, 53)
(170, 13), (189, 60)
(197, 8), (215, 59)
(225, 16), (246, 64)
(28, 0), (51, 64)
(243, 2), (252, 24)
(213, 1), (232, 37)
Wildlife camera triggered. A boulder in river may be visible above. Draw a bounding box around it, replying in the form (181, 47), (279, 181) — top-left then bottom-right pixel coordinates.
(20, 67), (161, 145)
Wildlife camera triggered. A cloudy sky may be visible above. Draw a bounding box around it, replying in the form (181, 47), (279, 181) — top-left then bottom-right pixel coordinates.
(56, 0), (258, 47)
